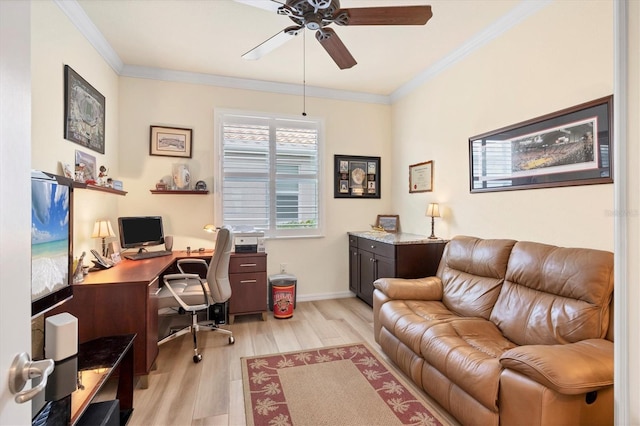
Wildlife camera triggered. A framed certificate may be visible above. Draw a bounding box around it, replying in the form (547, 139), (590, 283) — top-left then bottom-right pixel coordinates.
(409, 161), (433, 193)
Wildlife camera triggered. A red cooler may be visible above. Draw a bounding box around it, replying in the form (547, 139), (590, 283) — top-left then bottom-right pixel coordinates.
(272, 283), (295, 319)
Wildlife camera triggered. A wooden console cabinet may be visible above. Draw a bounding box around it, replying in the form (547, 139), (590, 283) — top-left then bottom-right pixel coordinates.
(348, 232), (447, 306)
(228, 252), (268, 323)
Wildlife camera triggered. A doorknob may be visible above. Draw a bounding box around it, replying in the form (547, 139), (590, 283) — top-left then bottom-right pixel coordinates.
(8, 352), (54, 403)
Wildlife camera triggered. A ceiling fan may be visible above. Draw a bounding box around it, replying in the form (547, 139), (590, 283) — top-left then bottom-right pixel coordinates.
(235, 0), (433, 70)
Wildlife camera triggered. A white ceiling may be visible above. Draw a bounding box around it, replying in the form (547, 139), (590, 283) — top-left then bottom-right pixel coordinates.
(70, 0), (544, 102)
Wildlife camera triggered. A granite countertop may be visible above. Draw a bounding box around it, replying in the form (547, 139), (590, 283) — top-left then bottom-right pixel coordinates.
(348, 231), (447, 245)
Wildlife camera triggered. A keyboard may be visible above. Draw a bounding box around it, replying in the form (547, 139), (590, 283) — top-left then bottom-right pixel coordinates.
(124, 250), (172, 261)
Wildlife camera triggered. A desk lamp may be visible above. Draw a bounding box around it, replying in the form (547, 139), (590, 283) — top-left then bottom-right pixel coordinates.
(426, 203), (440, 239)
(203, 224), (218, 233)
(92, 220), (115, 256)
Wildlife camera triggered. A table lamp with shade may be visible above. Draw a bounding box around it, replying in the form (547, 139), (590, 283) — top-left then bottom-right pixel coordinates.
(91, 219), (116, 256)
(426, 203), (440, 239)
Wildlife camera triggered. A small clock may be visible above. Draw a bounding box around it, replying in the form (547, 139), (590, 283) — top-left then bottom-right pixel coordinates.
(195, 180), (207, 191)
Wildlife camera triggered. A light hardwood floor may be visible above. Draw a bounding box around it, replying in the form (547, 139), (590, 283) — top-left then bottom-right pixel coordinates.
(100, 297), (457, 425)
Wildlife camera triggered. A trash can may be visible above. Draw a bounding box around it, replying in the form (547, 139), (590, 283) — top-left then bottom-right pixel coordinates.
(269, 274), (297, 319)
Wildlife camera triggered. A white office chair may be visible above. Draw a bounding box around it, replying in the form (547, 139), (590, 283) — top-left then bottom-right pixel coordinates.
(157, 226), (234, 363)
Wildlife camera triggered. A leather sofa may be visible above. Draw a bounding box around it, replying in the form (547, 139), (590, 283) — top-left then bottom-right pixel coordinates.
(373, 236), (614, 425)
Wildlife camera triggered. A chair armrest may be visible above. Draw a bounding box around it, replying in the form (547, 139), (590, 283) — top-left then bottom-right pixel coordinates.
(176, 258), (208, 274)
(162, 273), (208, 311)
(373, 276), (443, 300)
(163, 273), (201, 282)
(499, 339), (613, 395)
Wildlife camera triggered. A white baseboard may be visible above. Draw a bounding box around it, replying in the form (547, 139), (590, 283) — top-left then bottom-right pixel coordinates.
(296, 291), (355, 303)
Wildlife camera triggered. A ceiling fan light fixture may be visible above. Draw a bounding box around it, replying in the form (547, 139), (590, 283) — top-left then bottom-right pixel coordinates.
(238, 0), (432, 69)
(307, 0), (333, 11)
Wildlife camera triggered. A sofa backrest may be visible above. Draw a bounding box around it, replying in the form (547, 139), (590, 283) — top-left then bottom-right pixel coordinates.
(490, 241), (614, 346)
(437, 236), (516, 319)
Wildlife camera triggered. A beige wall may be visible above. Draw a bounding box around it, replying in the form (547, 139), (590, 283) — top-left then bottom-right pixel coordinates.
(28, 0), (619, 298)
(391, 0), (614, 250)
(31, 1), (121, 258)
(117, 78), (391, 298)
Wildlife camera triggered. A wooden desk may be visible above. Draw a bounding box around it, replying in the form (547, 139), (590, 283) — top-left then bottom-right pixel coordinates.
(46, 250), (266, 387)
(48, 252), (192, 387)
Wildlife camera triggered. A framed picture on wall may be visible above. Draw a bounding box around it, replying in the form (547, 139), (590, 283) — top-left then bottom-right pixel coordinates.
(64, 65), (106, 154)
(150, 126), (193, 158)
(334, 155), (381, 198)
(409, 161), (433, 193)
(469, 95), (613, 193)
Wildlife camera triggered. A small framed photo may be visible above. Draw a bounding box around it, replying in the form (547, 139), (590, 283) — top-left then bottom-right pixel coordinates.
(150, 126), (192, 158)
(376, 214), (400, 233)
(409, 161), (433, 193)
(75, 150), (97, 183)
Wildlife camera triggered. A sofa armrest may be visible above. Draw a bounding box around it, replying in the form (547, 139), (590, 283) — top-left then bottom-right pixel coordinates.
(499, 339), (613, 395)
(373, 277), (442, 300)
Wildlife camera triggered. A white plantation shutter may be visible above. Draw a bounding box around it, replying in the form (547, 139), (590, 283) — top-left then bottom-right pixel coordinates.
(220, 112), (322, 237)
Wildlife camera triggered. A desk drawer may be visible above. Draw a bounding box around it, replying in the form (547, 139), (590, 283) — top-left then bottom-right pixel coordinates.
(229, 272), (267, 314)
(230, 255), (266, 273)
(359, 238), (394, 258)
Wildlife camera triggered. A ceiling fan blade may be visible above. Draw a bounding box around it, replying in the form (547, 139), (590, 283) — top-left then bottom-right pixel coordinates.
(233, 0), (284, 13)
(315, 28), (357, 70)
(242, 27), (301, 60)
(338, 6), (433, 26)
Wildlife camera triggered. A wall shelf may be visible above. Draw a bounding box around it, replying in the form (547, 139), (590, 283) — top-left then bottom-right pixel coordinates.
(150, 189), (209, 195)
(73, 182), (127, 196)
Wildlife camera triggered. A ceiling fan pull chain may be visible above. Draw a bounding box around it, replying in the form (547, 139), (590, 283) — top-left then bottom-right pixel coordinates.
(302, 30), (307, 116)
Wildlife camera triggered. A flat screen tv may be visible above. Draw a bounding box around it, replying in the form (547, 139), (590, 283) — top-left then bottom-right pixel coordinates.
(31, 170), (74, 318)
(118, 216), (164, 251)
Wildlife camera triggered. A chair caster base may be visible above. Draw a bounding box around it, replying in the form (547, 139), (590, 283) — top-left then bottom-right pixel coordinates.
(193, 354), (202, 363)
(229, 336), (235, 345)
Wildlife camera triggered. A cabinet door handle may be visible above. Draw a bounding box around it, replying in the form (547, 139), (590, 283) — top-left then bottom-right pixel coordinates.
(239, 263), (257, 267)
(370, 245), (375, 249)
(240, 279), (257, 284)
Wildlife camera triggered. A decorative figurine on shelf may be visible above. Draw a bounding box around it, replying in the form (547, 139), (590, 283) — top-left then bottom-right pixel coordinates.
(172, 164), (191, 190)
(195, 180), (207, 191)
(98, 165), (109, 186)
(75, 163), (85, 183)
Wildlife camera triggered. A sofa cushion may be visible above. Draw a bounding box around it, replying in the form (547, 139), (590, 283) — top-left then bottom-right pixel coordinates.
(420, 318), (517, 410)
(490, 241), (614, 346)
(438, 236), (516, 319)
(379, 300), (463, 354)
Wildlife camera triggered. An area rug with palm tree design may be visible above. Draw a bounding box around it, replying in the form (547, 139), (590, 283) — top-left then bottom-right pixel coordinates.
(241, 343), (452, 426)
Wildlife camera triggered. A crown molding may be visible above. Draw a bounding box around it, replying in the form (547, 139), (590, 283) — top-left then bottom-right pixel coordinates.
(54, 0), (123, 73)
(57, 0), (551, 106)
(120, 65), (391, 105)
(390, 0), (552, 102)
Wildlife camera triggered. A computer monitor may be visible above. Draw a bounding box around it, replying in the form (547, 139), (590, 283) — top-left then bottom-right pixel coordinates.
(117, 216), (165, 251)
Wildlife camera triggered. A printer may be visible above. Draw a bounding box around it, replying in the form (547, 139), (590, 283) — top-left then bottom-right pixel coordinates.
(233, 231), (265, 253)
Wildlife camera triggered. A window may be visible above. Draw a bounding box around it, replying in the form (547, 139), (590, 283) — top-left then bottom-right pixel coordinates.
(217, 111), (322, 238)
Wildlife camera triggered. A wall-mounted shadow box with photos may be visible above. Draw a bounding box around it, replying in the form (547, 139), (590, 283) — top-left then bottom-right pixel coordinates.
(334, 155), (380, 198)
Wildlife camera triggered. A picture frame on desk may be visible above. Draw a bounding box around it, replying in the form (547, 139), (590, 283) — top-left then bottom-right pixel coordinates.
(376, 214), (400, 233)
